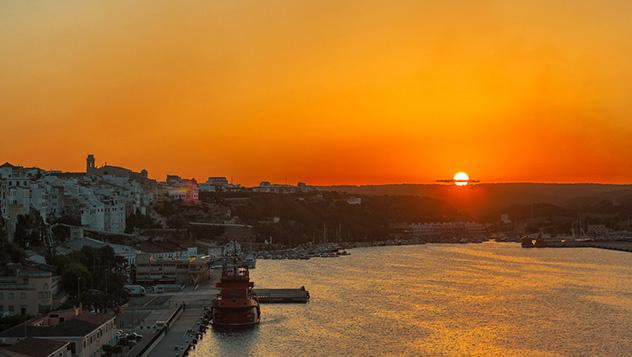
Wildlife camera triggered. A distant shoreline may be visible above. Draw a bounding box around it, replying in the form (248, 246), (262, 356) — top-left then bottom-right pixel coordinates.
(256, 237), (490, 260)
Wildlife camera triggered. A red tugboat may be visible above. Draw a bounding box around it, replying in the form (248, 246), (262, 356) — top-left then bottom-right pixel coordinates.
(211, 263), (261, 328)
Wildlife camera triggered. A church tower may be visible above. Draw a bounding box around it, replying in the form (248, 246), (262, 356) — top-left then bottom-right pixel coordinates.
(86, 154), (96, 175)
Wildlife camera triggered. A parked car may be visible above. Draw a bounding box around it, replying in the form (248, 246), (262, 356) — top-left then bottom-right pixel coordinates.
(118, 336), (137, 346)
(130, 332), (143, 340)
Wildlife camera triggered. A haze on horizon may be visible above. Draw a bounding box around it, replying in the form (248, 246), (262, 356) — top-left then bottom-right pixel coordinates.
(2, 1), (632, 186)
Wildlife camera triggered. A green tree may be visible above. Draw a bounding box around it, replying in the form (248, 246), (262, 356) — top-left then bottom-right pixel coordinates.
(60, 262), (91, 297)
(13, 211), (45, 248)
(51, 246), (129, 309)
(125, 210), (161, 233)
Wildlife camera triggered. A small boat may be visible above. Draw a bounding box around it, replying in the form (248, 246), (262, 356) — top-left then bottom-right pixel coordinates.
(320, 252), (337, 258)
(521, 236), (535, 248)
(243, 253), (257, 269)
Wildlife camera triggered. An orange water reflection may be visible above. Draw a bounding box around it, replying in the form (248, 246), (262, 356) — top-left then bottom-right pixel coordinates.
(192, 242), (632, 356)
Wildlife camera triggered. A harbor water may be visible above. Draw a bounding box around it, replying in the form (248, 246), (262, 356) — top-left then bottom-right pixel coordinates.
(191, 242), (632, 356)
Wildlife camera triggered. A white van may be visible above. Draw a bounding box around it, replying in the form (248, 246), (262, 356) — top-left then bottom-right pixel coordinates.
(124, 285), (146, 297)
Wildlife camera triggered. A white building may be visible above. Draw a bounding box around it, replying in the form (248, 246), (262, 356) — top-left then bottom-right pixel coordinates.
(58, 236), (140, 266)
(0, 176), (32, 218)
(134, 254), (209, 286)
(407, 221), (486, 238)
(252, 181), (297, 194)
(1, 161), (155, 235)
(166, 180), (199, 203)
(138, 239), (197, 260)
(198, 177), (243, 192)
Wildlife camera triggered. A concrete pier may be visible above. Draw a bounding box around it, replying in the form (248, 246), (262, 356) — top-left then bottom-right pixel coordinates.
(523, 240), (632, 253)
(147, 306), (203, 357)
(590, 241), (632, 252)
(254, 288), (310, 303)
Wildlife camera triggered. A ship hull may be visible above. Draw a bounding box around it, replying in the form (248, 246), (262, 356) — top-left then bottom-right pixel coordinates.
(211, 306), (260, 328)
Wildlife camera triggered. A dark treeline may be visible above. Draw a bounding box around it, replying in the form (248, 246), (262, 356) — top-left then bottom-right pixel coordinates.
(223, 192), (458, 244)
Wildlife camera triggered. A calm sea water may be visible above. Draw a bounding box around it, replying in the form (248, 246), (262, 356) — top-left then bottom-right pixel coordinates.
(192, 242), (632, 356)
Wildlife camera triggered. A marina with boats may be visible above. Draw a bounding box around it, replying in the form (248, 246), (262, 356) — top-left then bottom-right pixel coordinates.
(521, 234), (632, 252)
(519, 218), (632, 253)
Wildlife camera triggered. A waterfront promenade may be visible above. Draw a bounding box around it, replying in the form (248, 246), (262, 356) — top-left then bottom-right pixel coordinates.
(145, 285), (218, 357)
(148, 306), (204, 357)
(122, 283), (217, 357)
(122, 295), (180, 357)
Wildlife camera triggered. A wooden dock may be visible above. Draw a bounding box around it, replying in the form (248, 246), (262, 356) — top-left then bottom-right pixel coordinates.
(254, 288), (310, 303)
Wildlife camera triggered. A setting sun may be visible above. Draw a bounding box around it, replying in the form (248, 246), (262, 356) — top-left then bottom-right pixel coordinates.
(454, 172), (470, 186)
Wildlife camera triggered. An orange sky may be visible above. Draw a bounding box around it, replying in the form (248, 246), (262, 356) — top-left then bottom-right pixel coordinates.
(2, 1), (632, 185)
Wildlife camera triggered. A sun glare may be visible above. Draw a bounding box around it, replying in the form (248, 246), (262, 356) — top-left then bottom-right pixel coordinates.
(454, 172), (469, 186)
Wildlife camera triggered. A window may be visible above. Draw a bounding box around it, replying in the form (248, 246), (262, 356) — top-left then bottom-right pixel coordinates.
(8, 293), (14, 300)
(19, 292), (26, 299)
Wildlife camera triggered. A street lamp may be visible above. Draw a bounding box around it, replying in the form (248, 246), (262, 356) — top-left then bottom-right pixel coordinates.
(77, 276), (81, 307)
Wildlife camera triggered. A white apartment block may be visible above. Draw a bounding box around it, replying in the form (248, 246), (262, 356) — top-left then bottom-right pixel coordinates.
(0, 160), (155, 236)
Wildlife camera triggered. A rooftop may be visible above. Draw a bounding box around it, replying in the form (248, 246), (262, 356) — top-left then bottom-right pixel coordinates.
(0, 338), (69, 357)
(0, 311), (113, 339)
(138, 239), (187, 254)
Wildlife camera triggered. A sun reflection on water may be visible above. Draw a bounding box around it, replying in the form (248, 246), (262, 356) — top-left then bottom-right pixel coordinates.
(192, 242), (632, 356)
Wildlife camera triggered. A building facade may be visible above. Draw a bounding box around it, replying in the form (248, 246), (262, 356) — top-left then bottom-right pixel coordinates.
(0, 157), (155, 236)
(0, 308), (116, 357)
(134, 254), (209, 286)
(0, 265), (64, 317)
